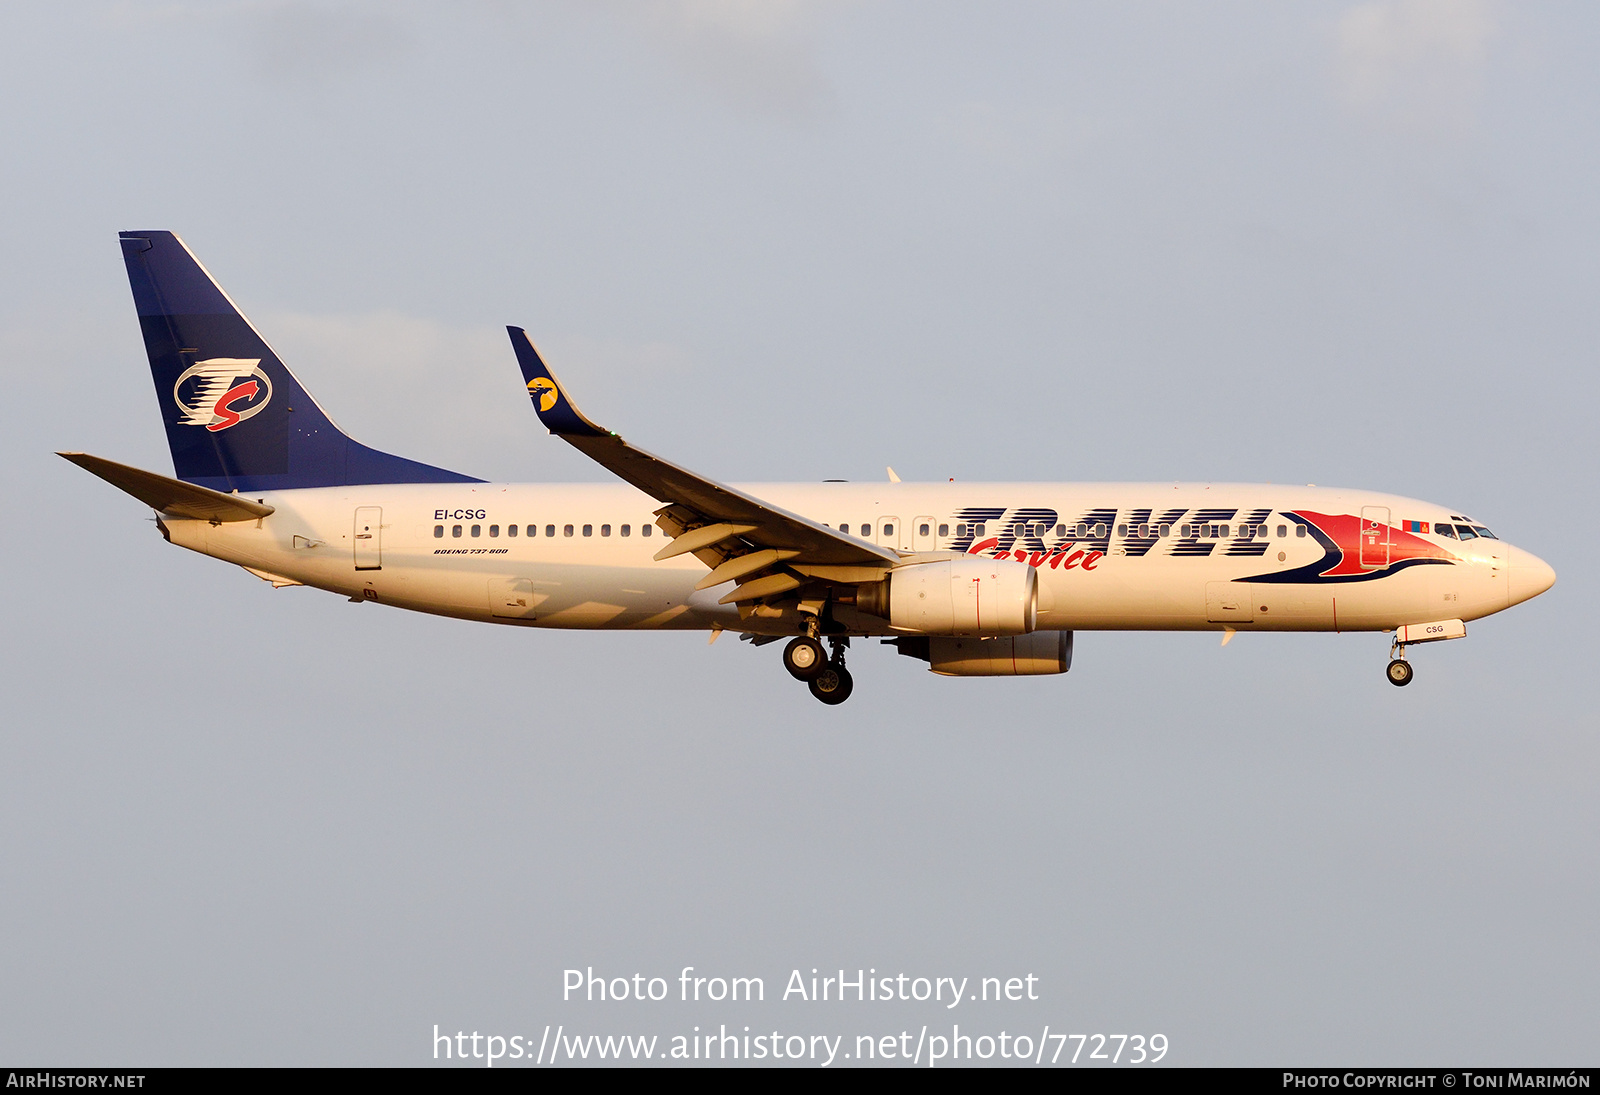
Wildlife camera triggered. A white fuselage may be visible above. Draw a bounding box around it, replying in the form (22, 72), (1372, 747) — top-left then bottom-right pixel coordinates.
(158, 481), (1547, 638)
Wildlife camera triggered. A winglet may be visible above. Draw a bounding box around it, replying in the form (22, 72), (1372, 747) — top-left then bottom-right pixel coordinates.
(506, 327), (608, 438)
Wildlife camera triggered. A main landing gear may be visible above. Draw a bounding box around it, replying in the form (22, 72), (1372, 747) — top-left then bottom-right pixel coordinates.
(783, 634), (854, 704)
(782, 636), (826, 681)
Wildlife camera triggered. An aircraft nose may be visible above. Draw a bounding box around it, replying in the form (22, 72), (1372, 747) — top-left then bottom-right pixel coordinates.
(1508, 546), (1556, 607)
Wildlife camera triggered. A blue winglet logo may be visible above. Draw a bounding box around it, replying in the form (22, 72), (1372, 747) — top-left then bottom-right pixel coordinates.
(527, 375), (560, 413)
(507, 326), (606, 438)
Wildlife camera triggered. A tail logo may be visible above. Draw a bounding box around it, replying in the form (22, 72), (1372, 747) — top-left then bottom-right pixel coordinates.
(527, 376), (560, 413)
(173, 358), (272, 432)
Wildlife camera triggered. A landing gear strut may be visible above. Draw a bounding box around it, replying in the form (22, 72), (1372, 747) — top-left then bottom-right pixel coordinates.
(805, 637), (854, 705)
(1386, 636), (1414, 687)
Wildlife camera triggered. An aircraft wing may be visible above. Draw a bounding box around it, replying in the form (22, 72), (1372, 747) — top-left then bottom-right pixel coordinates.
(506, 327), (897, 603)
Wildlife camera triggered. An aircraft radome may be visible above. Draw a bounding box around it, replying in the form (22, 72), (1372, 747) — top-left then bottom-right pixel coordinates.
(63, 232), (1556, 704)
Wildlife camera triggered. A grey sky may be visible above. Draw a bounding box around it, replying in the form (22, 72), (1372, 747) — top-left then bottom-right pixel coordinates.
(1, 0), (1594, 1066)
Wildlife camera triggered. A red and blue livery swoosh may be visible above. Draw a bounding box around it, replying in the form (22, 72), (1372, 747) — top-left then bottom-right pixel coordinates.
(1249, 511), (1457, 584)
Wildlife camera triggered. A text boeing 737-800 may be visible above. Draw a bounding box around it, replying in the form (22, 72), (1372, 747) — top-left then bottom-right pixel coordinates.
(62, 231), (1555, 704)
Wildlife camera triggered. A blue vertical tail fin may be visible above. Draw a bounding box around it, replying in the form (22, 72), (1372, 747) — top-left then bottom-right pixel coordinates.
(119, 231), (478, 491)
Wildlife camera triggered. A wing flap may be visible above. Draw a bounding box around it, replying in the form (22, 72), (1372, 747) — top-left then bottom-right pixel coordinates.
(694, 548), (800, 591)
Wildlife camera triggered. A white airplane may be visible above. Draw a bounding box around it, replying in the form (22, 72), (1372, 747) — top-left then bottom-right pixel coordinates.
(64, 231), (1556, 704)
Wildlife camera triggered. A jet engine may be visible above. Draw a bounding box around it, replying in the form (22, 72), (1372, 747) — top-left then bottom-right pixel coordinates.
(857, 557), (1038, 636)
(891, 631), (1074, 676)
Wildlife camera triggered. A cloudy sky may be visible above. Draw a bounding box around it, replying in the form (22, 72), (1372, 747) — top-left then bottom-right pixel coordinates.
(1, 0), (1594, 1066)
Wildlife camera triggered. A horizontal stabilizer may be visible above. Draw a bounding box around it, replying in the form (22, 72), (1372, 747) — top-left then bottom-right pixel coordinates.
(58, 452), (274, 522)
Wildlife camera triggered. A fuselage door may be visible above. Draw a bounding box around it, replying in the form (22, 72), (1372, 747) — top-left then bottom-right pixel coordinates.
(912, 516), (936, 553)
(354, 506), (382, 570)
(1359, 506), (1391, 570)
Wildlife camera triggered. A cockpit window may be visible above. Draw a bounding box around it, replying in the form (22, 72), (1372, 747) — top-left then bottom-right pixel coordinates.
(1471, 526), (1497, 539)
(1454, 524), (1478, 541)
(1435, 523), (1457, 539)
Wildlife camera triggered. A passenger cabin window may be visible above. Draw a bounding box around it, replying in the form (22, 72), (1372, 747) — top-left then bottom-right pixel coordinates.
(642, 525), (652, 537)
(434, 525), (444, 538)
(1055, 524), (1066, 537)
(938, 524), (949, 537)
(583, 524), (593, 537)
(1158, 523), (1170, 537)
(1436, 524), (1458, 539)
(883, 524), (895, 537)
(452, 525), (462, 537)
(471, 525), (481, 537)
(563, 524), (573, 537)
(1277, 524), (1287, 538)
(1076, 523), (1088, 537)
(839, 523), (849, 533)
(860, 524), (871, 537)
(489, 525), (499, 537)
(919, 523), (930, 537)
(1295, 524), (1307, 537)
(1117, 524), (1127, 536)
(975, 523), (987, 537)
(600, 524), (611, 537)
(621, 525), (631, 537)
(508, 524), (518, 537)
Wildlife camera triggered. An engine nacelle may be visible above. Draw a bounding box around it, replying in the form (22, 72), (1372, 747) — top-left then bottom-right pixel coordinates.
(861, 557), (1038, 636)
(892, 631), (1074, 676)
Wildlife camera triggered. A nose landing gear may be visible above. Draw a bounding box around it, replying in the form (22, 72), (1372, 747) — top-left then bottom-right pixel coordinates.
(1386, 635), (1414, 687)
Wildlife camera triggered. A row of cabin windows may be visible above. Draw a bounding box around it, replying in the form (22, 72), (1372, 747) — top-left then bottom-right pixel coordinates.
(428, 518), (1336, 543)
(433, 523), (657, 539)
(837, 522), (954, 538)
(829, 521), (1314, 540)
(430, 520), (1492, 543)
(1177, 523), (1307, 539)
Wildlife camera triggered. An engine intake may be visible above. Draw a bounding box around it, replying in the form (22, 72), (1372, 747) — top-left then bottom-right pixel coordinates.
(858, 557), (1038, 636)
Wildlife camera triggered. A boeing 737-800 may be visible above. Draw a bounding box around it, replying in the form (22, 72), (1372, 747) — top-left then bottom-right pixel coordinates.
(62, 231), (1556, 704)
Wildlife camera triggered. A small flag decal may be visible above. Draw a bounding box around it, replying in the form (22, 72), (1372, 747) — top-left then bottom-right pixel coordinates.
(1403, 519), (1430, 534)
